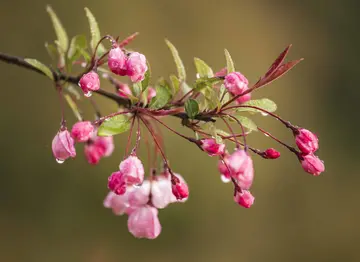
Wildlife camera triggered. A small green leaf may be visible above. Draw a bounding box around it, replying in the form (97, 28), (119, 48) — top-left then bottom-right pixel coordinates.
(46, 6), (68, 53)
(24, 58), (54, 80)
(150, 78), (172, 109)
(165, 39), (186, 81)
(218, 84), (231, 108)
(98, 114), (132, 136)
(84, 7), (106, 57)
(236, 116), (257, 131)
(142, 65), (151, 91)
(185, 99), (199, 119)
(64, 94), (82, 121)
(180, 81), (192, 96)
(170, 74), (180, 95)
(45, 42), (58, 62)
(200, 86), (220, 110)
(224, 49), (235, 73)
(68, 35), (87, 61)
(236, 98), (277, 114)
(215, 129), (231, 137)
(194, 57), (214, 78)
(132, 82), (142, 97)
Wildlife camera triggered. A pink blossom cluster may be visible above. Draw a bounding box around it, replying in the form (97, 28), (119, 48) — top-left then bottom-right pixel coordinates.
(52, 121), (114, 165)
(224, 72), (251, 104)
(104, 170), (188, 239)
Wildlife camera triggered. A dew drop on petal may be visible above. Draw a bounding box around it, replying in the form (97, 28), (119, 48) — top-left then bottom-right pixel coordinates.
(84, 91), (92, 97)
(221, 175), (231, 183)
(264, 133), (270, 137)
(56, 158), (65, 164)
(133, 183), (142, 189)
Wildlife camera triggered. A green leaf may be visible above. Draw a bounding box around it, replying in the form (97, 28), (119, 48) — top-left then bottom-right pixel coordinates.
(68, 35), (87, 61)
(64, 94), (82, 121)
(236, 98), (277, 114)
(218, 84), (231, 108)
(185, 99), (199, 119)
(46, 6), (68, 53)
(84, 7), (106, 57)
(141, 63), (151, 91)
(98, 114), (132, 136)
(194, 57), (214, 78)
(165, 39), (186, 81)
(215, 129), (231, 137)
(150, 78), (173, 109)
(224, 49), (235, 73)
(170, 74), (180, 95)
(236, 116), (257, 131)
(45, 42), (58, 62)
(132, 82), (142, 97)
(200, 85), (220, 110)
(24, 59), (54, 80)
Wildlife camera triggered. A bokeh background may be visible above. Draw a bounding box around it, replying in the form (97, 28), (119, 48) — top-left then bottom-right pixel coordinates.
(0, 0), (359, 261)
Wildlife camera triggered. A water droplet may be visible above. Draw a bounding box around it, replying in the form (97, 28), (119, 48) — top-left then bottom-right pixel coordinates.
(196, 73), (200, 79)
(133, 183), (142, 189)
(81, 62), (87, 68)
(221, 175), (231, 183)
(84, 91), (92, 97)
(261, 112), (268, 116)
(56, 158), (65, 164)
(264, 133), (270, 137)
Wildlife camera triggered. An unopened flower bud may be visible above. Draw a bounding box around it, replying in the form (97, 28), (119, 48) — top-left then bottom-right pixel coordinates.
(108, 171), (126, 195)
(119, 156), (145, 185)
(104, 191), (133, 216)
(127, 205), (161, 239)
(151, 175), (176, 209)
(200, 138), (225, 156)
(227, 149), (254, 189)
(301, 154), (325, 176)
(128, 180), (151, 207)
(235, 92), (251, 104)
(234, 190), (255, 208)
(224, 72), (249, 95)
(117, 83), (133, 98)
(84, 143), (103, 165)
(214, 67), (227, 77)
(108, 47), (127, 76)
(52, 129), (76, 162)
(295, 128), (319, 154)
(264, 148), (281, 159)
(84, 135), (114, 165)
(171, 174), (189, 200)
(78, 71), (100, 95)
(71, 121), (94, 142)
(126, 52), (148, 82)
(147, 87), (156, 102)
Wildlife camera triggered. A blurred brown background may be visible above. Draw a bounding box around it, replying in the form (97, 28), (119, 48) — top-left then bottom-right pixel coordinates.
(0, 0), (359, 261)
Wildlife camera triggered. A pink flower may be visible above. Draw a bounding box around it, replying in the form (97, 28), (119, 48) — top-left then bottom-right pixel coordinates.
(227, 149), (254, 190)
(151, 175), (176, 209)
(200, 138), (225, 156)
(119, 155), (145, 185)
(214, 67), (227, 77)
(71, 121), (94, 143)
(301, 154), (325, 176)
(128, 180), (151, 207)
(78, 71), (100, 95)
(224, 72), (249, 95)
(171, 174), (189, 200)
(108, 171), (126, 195)
(104, 191), (134, 216)
(235, 93), (251, 104)
(126, 52), (148, 82)
(52, 129), (76, 161)
(147, 87), (156, 102)
(218, 154), (231, 183)
(84, 135), (114, 165)
(127, 205), (161, 239)
(93, 136), (114, 157)
(108, 47), (127, 76)
(84, 143), (103, 165)
(264, 148), (281, 159)
(117, 83), (133, 98)
(234, 190), (255, 208)
(295, 128), (319, 154)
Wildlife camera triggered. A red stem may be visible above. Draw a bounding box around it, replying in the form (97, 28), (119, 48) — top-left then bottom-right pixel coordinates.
(221, 116), (240, 149)
(125, 116), (136, 156)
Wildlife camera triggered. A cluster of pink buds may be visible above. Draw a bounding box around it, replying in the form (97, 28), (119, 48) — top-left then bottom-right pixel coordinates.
(104, 169), (188, 239)
(52, 121), (114, 165)
(224, 72), (251, 104)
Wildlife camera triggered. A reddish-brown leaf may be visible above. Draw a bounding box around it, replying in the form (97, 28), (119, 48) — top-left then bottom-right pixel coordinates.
(265, 44), (292, 78)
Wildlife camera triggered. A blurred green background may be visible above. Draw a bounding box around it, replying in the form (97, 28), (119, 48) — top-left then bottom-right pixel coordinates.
(0, 0), (359, 261)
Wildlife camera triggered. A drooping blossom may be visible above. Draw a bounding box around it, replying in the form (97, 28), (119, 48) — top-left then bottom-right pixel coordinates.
(108, 47), (127, 76)
(301, 154), (325, 176)
(200, 138), (225, 156)
(126, 52), (148, 82)
(171, 174), (189, 200)
(234, 190), (255, 208)
(263, 148), (281, 159)
(71, 121), (94, 143)
(127, 205), (161, 239)
(119, 155), (145, 185)
(295, 128), (319, 155)
(84, 135), (114, 165)
(52, 129), (76, 161)
(227, 149), (254, 190)
(78, 71), (100, 95)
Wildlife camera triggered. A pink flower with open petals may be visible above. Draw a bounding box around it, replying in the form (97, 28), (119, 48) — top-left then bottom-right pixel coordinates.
(127, 205), (161, 239)
(104, 190), (134, 216)
(151, 175), (176, 209)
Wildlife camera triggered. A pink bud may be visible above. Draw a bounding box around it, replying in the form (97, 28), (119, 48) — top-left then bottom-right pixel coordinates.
(264, 148), (281, 159)
(234, 190), (255, 208)
(84, 135), (114, 165)
(119, 156), (145, 185)
(200, 138), (225, 156)
(108, 47), (127, 76)
(227, 150), (254, 190)
(147, 87), (157, 102)
(235, 92), (251, 104)
(71, 121), (94, 142)
(128, 180), (151, 207)
(295, 128), (319, 154)
(151, 175), (176, 209)
(108, 171), (126, 195)
(52, 129), (76, 161)
(84, 143), (103, 165)
(117, 83), (133, 98)
(104, 191), (133, 216)
(78, 71), (100, 95)
(171, 174), (189, 201)
(214, 67), (228, 77)
(126, 52), (148, 82)
(127, 205), (161, 239)
(301, 154), (325, 176)
(224, 72), (249, 95)
(93, 136), (114, 157)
